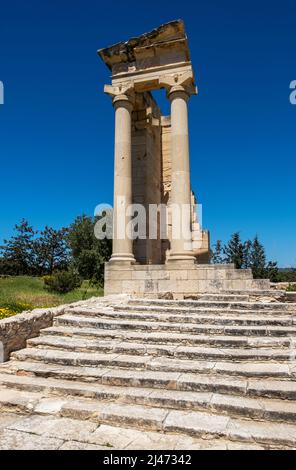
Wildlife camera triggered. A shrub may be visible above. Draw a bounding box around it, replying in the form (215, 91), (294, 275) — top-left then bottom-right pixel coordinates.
(0, 302), (32, 319)
(286, 284), (296, 292)
(43, 271), (82, 294)
(0, 307), (16, 320)
(0, 258), (20, 276)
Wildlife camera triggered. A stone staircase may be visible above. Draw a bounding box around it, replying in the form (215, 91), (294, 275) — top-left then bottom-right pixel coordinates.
(1, 294), (296, 449)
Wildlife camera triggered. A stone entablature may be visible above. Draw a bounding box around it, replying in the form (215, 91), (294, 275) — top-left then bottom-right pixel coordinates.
(98, 20), (191, 84)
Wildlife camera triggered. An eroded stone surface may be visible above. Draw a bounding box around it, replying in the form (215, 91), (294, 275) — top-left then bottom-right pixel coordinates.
(0, 429), (63, 450)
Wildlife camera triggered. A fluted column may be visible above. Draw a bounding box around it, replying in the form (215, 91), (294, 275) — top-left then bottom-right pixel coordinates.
(105, 84), (135, 264)
(160, 72), (197, 263)
(168, 85), (195, 262)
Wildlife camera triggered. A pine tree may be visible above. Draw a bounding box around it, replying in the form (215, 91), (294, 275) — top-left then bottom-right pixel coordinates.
(0, 219), (37, 275)
(243, 239), (252, 268)
(265, 261), (279, 282)
(34, 226), (69, 274)
(211, 240), (224, 264)
(223, 232), (245, 269)
(249, 235), (266, 278)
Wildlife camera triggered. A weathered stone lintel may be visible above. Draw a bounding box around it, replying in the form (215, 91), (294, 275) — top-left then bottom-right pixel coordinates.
(98, 20), (189, 73)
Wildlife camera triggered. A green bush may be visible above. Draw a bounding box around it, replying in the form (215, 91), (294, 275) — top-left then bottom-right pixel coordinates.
(277, 270), (296, 283)
(43, 271), (82, 293)
(286, 284), (296, 292)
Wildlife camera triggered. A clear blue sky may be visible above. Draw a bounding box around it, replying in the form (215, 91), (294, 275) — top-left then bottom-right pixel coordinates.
(0, 0), (295, 266)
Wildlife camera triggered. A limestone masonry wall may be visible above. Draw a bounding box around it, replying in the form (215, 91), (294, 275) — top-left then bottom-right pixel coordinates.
(0, 304), (70, 361)
(105, 263), (270, 298)
(132, 92), (162, 264)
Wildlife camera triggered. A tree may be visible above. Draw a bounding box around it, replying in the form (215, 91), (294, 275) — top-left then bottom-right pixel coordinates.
(68, 215), (112, 285)
(223, 232), (245, 269)
(265, 261), (279, 282)
(211, 232), (280, 280)
(211, 240), (224, 264)
(67, 215), (94, 258)
(34, 226), (69, 275)
(249, 235), (266, 278)
(242, 239), (252, 268)
(0, 219), (37, 275)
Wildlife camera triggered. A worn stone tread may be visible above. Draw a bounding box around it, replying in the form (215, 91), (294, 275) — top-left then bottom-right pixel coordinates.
(56, 315), (296, 337)
(0, 414), (266, 450)
(9, 348), (295, 379)
(198, 294), (250, 302)
(2, 390), (292, 446)
(0, 429), (64, 450)
(40, 325), (293, 349)
(57, 312), (296, 329)
(1, 366), (296, 401)
(0, 370), (296, 423)
(67, 305), (296, 319)
(127, 298), (296, 312)
(65, 306), (296, 321)
(25, 334), (294, 361)
(60, 399), (296, 447)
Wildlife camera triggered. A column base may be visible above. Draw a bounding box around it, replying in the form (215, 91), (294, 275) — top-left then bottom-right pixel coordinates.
(166, 252), (196, 265)
(109, 253), (136, 265)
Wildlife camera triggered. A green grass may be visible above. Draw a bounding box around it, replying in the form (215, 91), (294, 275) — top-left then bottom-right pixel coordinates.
(0, 276), (103, 319)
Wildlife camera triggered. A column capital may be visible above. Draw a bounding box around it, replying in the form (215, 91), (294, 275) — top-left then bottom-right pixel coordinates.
(104, 82), (135, 109)
(159, 71), (197, 100)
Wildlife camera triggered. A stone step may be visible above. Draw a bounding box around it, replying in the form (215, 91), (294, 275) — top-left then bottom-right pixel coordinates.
(41, 325), (293, 349)
(0, 372), (296, 424)
(2, 361), (296, 401)
(0, 414), (265, 450)
(26, 335), (294, 361)
(61, 400), (296, 448)
(0, 386), (295, 447)
(10, 349), (295, 379)
(127, 298), (296, 312)
(55, 314), (296, 337)
(69, 305), (296, 318)
(42, 400), (296, 448)
(198, 294), (250, 302)
(225, 289), (286, 298)
(57, 313), (296, 329)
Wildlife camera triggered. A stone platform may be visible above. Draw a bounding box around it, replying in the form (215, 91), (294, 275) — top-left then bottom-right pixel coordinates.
(105, 263), (270, 298)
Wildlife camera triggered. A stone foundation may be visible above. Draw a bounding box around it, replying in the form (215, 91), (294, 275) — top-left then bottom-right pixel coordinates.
(104, 263), (270, 298)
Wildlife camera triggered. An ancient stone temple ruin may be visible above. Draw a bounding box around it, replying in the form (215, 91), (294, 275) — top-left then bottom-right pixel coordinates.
(98, 20), (269, 297)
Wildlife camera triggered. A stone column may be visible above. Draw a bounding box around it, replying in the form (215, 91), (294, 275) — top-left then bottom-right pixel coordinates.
(105, 85), (135, 264)
(167, 83), (195, 263)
